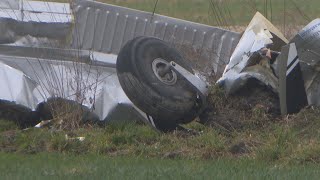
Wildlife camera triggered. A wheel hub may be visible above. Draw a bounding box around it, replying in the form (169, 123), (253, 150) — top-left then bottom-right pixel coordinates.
(152, 58), (177, 85)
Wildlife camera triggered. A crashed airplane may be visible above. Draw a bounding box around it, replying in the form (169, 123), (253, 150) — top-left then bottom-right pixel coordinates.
(0, 0), (319, 132)
(0, 0), (239, 131)
(218, 12), (320, 115)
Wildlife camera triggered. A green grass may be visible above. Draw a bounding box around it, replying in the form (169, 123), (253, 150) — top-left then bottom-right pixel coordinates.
(2, 103), (320, 165)
(50, 0), (319, 27)
(0, 119), (18, 132)
(1, 153), (320, 179)
(2, 0), (320, 177)
(1, 74), (320, 179)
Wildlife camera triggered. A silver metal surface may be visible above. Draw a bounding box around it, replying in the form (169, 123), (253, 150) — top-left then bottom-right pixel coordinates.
(0, 0), (72, 45)
(277, 44), (290, 115)
(0, 0), (71, 22)
(217, 12), (287, 95)
(0, 60), (38, 110)
(0, 0), (240, 77)
(152, 58), (177, 85)
(0, 53), (148, 123)
(291, 19), (320, 106)
(170, 61), (208, 97)
(72, 0), (240, 76)
(0, 0), (20, 10)
(0, 0), (241, 127)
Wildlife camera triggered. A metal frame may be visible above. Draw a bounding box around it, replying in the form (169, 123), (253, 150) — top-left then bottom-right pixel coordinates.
(170, 61), (208, 112)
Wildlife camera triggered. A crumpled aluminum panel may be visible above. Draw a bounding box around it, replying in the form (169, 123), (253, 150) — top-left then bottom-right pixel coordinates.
(72, 0), (240, 76)
(0, 0), (19, 10)
(217, 12), (288, 94)
(291, 19), (320, 105)
(0, 54), (147, 123)
(0, 60), (38, 110)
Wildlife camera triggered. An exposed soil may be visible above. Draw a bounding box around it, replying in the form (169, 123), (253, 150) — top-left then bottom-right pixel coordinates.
(199, 79), (281, 132)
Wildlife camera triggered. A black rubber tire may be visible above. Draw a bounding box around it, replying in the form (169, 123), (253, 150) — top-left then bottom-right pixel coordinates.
(117, 36), (199, 127)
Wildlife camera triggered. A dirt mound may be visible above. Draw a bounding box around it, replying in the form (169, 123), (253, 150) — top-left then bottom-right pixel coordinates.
(199, 79), (281, 131)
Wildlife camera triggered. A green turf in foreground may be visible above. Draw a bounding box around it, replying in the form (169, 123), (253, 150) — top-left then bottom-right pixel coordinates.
(0, 153), (319, 180)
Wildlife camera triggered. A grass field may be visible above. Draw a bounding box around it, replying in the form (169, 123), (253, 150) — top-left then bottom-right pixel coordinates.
(2, 86), (320, 178)
(1, 153), (320, 179)
(2, 99), (320, 164)
(51, 0), (319, 27)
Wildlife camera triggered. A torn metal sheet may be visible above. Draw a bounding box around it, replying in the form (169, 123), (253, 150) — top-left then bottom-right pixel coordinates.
(0, 53), (147, 124)
(217, 12), (288, 94)
(278, 43), (308, 115)
(271, 19), (320, 115)
(218, 12), (320, 115)
(0, 60), (38, 110)
(286, 19), (320, 107)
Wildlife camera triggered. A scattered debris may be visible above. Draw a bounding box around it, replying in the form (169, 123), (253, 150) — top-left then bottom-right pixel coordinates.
(285, 19), (320, 113)
(217, 12), (288, 95)
(0, 0), (238, 131)
(218, 12), (320, 116)
(65, 134), (85, 142)
(34, 120), (52, 128)
(0, 0), (320, 132)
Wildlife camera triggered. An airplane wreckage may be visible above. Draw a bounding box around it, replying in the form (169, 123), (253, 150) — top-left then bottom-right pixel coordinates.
(0, 0), (320, 132)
